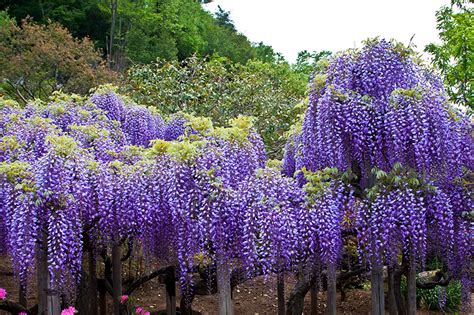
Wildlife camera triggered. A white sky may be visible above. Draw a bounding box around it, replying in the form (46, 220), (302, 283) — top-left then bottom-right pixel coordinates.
(204, 0), (448, 63)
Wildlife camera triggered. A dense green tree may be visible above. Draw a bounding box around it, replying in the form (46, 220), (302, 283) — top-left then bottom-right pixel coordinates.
(126, 56), (307, 157)
(425, 0), (473, 110)
(215, 5), (236, 32)
(293, 50), (332, 76)
(253, 42), (285, 63)
(0, 0), (269, 67)
(0, 0), (110, 51)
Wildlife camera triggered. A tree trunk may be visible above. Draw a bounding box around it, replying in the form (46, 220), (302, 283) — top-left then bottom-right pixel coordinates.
(112, 243), (122, 315)
(217, 258), (233, 315)
(37, 235), (61, 315)
(19, 284), (27, 308)
(108, 0), (118, 69)
(310, 282), (318, 315)
(165, 267), (176, 315)
(370, 255), (384, 315)
(37, 242), (48, 315)
(180, 298), (193, 315)
(406, 255), (416, 315)
(393, 264), (406, 315)
(89, 251), (98, 315)
(277, 272), (285, 315)
(77, 270), (90, 314)
(387, 267), (397, 315)
(99, 286), (107, 315)
(326, 264), (337, 315)
(286, 263), (318, 315)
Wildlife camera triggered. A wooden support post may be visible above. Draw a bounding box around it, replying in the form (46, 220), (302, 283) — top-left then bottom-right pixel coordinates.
(370, 249), (385, 315)
(326, 264), (337, 315)
(165, 267), (176, 315)
(99, 286), (107, 315)
(112, 243), (122, 315)
(37, 234), (61, 315)
(217, 258), (233, 315)
(277, 272), (285, 315)
(89, 250), (98, 315)
(37, 242), (48, 315)
(310, 283), (318, 315)
(387, 267), (397, 315)
(19, 284), (27, 308)
(406, 254), (416, 315)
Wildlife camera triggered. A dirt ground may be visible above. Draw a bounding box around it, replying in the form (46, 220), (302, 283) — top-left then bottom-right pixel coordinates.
(0, 255), (471, 314)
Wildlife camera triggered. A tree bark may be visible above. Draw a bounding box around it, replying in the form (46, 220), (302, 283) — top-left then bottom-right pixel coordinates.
(277, 272), (285, 315)
(393, 262), (406, 315)
(89, 250), (99, 315)
(387, 267), (397, 315)
(165, 267), (176, 315)
(112, 243), (122, 315)
(19, 283), (27, 308)
(217, 258), (233, 315)
(99, 286), (107, 315)
(310, 283), (318, 315)
(370, 255), (384, 315)
(406, 255), (416, 315)
(286, 263), (318, 315)
(37, 235), (60, 315)
(326, 264), (337, 315)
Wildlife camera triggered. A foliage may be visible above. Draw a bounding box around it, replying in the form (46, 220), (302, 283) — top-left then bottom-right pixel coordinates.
(400, 277), (462, 312)
(0, 0), (275, 67)
(126, 56), (307, 157)
(0, 13), (115, 104)
(425, 0), (473, 110)
(293, 50), (332, 77)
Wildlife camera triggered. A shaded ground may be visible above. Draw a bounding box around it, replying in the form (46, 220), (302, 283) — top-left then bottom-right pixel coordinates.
(0, 255), (470, 314)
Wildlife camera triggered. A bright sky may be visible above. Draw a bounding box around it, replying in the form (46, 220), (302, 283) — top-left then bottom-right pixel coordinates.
(204, 0), (447, 63)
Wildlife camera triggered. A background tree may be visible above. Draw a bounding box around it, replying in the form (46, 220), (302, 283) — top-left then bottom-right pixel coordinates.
(126, 56), (307, 157)
(0, 13), (115, 104)
(293, 50), (332, 77)
(0, 0), (270, 67)
(425, 0), (473, 110)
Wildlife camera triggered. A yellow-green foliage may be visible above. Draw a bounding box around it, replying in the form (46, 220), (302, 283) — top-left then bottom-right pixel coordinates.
(187, 116), (214, 134)
(167, 141), (200, 161)
(266, 159), (283, 170)
(69, 124), (110, 140)
(49, 90), (86, 103)
(45, 135), (78, 157)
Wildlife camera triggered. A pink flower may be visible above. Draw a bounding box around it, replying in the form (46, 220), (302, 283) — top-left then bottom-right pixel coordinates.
(0, 288), (6, 300)
(143, 312), (150, 315)
(18, 312), (27, 315)
(135, 307), (144, 314)
(60, 306), (76, 315)
(120, 295), (129, 304)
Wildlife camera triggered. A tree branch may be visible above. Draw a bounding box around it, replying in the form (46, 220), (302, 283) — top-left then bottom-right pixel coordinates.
(124, 266), (170, 295)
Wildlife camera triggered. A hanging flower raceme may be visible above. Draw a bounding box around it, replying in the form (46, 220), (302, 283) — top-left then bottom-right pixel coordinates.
(357, 165), (429, 267)
(122, 105), (165, 147)
(237, 167), (305, 274)
(0, 161), (38, 286)
(90, 91), (126, 123)
(35, 135), (85, 295)
(302, 168), (355, 267)
(293, 39), (473, 307)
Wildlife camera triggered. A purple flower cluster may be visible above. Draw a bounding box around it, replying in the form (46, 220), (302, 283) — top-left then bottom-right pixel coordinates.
(288, 38), (473, 306)
(1, 92), (286, 301)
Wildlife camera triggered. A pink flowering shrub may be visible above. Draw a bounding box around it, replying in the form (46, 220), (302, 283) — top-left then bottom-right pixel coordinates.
(60, 306), (76, 315)
(0, 288), (6, 300)
(120, 295), (129, 304)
